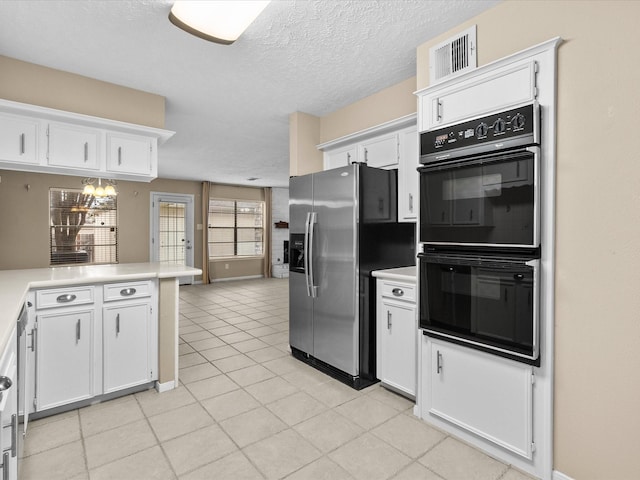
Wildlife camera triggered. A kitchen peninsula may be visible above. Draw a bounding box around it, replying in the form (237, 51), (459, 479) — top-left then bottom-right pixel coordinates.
(0, 262), (201, 394)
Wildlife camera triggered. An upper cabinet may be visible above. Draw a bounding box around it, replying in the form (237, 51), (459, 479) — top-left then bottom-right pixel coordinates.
(418, 61), (538, 131)
(318, 114), (418, 223)
(0, 112), (39, 165)
(0, 99), (174, 182)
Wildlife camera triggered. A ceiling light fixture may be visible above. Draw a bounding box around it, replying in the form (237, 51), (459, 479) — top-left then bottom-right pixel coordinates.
(82, 178), (117, 197)
(169, 0), (271, 45)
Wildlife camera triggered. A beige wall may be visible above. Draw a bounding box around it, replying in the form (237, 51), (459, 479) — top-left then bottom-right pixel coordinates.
(289, 111), (323, 177)
(0, 169), (204, 278)
(415, 1), (639, 479)
(319, 76), (417, 143)
(0, 55), (165, 128)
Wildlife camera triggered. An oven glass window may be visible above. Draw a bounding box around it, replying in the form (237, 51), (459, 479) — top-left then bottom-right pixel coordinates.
(419, 255), (536, 360)
(420, 151), (537, 247)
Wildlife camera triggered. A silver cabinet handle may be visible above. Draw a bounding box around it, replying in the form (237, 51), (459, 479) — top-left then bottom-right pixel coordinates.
(120, 288), (136, 297)
(408, 193), (413, 213)
(11, 414), (16, 457)
(392, 288), (404, 297)
(83, 142), (88, 162)
(364, 148), (368, 162)
(76, 319), (81, 343)
(19, 133), (25, 155)
(436, 100), (443, 121)
(116, 313), (120, 335)
(118, 146), (122, 165)
(28, 329), (36, 352)
(2, 451), (8, 480)
(57, 294), (77, 303)
(387, 311), (392, 329)
(347, 152), (351, 164)
(436, 350), (443, 374)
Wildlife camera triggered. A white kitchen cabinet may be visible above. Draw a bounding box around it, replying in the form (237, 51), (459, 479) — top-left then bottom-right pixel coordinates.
(106, 132), (155, 177)
(0, 326), (17, 480)
(102, 280), (157, 394)
(30, 280), (157, 414)
(375, 275), (416, 398)
(324, 145), (357, 170)
(0, 112), (39, 165)
(398, 125), (419, 222)
(36, 308), (95, 411)
(359, 132), (398, 168)
(417, 60), (538, 131)
(46, 122), (101, 171)
(423, 337), (534, 459)
(0, 98), (174, 182)
(103, 303), (155, 393)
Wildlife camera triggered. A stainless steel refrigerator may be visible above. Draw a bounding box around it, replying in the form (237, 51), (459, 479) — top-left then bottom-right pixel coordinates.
(289, 163), (415, 389)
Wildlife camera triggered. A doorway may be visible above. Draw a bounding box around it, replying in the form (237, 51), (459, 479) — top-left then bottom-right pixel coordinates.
(150, 192), (195, 285)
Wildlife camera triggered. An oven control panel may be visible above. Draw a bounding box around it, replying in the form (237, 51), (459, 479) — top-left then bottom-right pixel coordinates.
(420, 103), (539, 164)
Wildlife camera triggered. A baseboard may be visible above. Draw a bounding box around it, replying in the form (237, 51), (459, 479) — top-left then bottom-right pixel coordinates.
(156, 380), (176, 393)
(211, 275), (264, 283)
(553, 471), (574, 480)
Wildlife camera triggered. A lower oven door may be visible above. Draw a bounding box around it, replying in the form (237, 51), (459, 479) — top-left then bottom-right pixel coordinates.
(419, 147), (540, 249)
(419, 252), (539, 364)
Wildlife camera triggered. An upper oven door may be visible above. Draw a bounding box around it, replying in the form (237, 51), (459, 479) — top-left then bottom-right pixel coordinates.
(419, 147), (540, 249)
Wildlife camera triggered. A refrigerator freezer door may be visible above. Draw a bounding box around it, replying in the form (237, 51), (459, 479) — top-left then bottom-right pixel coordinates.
(311, 165), (359, 376)
(289, 175), (314, 355)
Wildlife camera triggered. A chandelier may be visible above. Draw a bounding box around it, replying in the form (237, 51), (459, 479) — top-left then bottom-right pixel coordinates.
(81, 178), (117, 197)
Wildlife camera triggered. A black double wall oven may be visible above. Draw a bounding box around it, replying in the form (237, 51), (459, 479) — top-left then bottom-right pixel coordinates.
(418, 103), (541, 365)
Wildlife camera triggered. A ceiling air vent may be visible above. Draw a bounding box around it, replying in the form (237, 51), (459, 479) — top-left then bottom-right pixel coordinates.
(429, 25), (477, 84)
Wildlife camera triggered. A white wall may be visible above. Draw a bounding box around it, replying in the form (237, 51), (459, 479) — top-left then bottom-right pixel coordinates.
(271, 187), (289, 275)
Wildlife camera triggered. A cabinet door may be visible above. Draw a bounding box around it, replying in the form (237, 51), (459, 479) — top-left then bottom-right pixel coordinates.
(106, 133), (154, 176)
(0, 113), (39, 165)
(103, 302), (152, 393)
(398, 126), (419, 222)
(379, 300), (416, 397)
(428, 340), (533, 459)
(36, 310), (94, 411)
(0, 328), (17, 480)
(324, 146), (356, 170)
(419, 61), (537, 130)
(47, 122), (100, 170)
(360, 133), (398, 168)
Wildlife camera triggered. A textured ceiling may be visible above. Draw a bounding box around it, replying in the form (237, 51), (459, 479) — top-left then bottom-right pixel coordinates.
(0, 0), (500, 187)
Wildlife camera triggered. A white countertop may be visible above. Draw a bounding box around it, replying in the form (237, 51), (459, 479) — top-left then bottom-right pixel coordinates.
(372, 266), (417, 283)
(0, 262), (202, 354)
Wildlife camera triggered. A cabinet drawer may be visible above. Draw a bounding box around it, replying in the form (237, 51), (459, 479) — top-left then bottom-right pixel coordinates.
(380, 281), (415, 302)
(36, 286), (95, 309)
(103, 281), (153, 302)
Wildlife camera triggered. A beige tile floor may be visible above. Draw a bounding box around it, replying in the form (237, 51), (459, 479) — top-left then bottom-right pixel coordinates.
(20, 277), (534, 480)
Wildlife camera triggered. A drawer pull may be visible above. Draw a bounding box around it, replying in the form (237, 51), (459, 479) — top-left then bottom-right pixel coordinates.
(120, 288), (137, 297)
(56, 294), (77, 303)
(392, 288), (404, 297)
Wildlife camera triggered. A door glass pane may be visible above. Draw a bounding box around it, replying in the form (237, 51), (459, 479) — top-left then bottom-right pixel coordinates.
(158, 202), (186, 264)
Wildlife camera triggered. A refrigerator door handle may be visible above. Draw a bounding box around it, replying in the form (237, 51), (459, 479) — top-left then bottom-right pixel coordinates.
(308, 212), (318, 298)
(304, 212), (312, 297)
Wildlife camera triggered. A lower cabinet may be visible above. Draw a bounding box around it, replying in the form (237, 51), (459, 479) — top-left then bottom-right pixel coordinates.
(30, 280), (157, 414)
(103, 302), (155, 394)
(36, 309), (94, 411)
(0, 326), (17, 480)
(424, 337), (534, 459)
(376, 277), (417, 398)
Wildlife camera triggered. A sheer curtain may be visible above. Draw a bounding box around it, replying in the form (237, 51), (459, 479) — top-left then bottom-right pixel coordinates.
(263, 187), (272, 278)
(201, 181), (210, 284)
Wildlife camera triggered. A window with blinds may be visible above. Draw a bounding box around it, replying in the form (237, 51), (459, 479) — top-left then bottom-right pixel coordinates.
(49, 188), (118, 266)
(208, 199), (264, 258)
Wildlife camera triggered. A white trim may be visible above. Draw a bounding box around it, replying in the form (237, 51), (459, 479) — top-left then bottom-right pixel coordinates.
(552, 471), (575, 480)
(155, 380), (175, 393)
(317, 113), (416, 151)
(211, 274), (263, 283)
